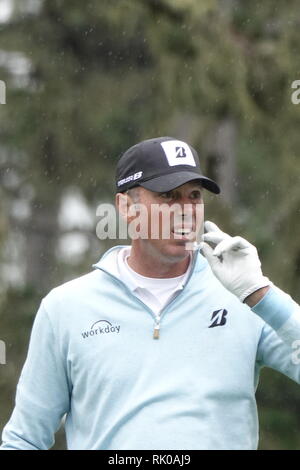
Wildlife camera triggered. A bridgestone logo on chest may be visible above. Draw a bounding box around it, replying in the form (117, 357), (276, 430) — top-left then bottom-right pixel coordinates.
(81, 320), (120, 339)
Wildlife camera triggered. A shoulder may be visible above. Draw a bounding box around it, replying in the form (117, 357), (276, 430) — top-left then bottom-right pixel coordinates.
(41, 269), (104, 320)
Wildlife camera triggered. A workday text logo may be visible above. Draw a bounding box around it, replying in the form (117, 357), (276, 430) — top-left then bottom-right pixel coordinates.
(81, 320), (121, 339)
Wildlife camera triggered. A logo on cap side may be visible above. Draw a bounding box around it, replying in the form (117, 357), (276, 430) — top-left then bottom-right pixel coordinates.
(117, 171), (143, 187)
(160, 140), (196, 167)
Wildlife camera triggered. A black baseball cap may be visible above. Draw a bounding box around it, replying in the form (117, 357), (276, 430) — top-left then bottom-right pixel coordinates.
(115, 136), (220, 194)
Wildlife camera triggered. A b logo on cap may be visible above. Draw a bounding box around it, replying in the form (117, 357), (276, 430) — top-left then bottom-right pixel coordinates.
(161, 140), (196, 167)
(175, 146), (187, 158)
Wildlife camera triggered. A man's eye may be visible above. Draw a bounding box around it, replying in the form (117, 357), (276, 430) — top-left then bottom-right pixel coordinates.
(191, 191), (202, 199)
(160, 192), (173, 199)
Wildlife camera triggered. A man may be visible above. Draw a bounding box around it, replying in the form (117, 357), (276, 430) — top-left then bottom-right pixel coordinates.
(1, 136), (300, 450)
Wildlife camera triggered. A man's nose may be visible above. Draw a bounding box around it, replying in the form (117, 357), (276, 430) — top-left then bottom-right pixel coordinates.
(173, 204), (194, 226)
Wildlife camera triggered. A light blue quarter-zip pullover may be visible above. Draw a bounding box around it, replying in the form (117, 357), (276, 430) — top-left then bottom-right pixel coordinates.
(1, 246), (300, 450)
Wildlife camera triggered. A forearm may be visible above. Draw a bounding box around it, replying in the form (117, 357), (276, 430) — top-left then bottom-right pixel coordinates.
(250, 285), (300, 345)
(244, 286), (271, 307)
(1, 302), (70, 450)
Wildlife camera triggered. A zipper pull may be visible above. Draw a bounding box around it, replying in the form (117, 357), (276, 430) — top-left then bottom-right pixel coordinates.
(153, 324), (160, 340)
(153, 315), (160, 340)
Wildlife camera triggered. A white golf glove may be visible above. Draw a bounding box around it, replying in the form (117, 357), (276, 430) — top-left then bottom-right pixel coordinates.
(200, 221), (271, 303)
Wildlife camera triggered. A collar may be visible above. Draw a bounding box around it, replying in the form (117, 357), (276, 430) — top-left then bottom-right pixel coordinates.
(117, 246), (192, 293)
(92, 245), (208, 291)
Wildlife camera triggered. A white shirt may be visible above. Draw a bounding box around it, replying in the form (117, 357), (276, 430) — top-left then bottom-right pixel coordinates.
(117, 246), (192, 315)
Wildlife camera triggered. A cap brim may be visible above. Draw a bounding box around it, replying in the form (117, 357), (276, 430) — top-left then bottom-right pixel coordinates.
(139, 171), (220, 194)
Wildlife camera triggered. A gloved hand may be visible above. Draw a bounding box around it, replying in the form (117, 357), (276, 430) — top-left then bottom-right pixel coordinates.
(200, 221), (271, 303)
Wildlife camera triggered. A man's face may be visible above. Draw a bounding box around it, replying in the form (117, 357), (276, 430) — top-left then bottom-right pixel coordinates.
(123, 181), (204, 263)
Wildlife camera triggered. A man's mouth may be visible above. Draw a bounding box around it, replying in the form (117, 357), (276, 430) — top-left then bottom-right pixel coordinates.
(171, 226), (195, 240)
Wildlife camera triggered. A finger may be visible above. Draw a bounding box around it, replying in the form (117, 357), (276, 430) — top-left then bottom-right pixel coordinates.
(213, 236), (251, 257)
(201, 242), (219, 266)
(202, 232), (228, 245)
(204, 221), (224, 233)
(230, 236), (251, 250)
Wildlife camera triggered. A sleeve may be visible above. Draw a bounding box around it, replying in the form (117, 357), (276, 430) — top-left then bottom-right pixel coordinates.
(253, 285), (300, 384)
(0, 300), (71, 450)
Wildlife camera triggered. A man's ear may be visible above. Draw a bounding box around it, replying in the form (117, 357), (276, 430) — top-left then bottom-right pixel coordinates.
(116, 192), (128, 221)
(115, 192), (136, 223)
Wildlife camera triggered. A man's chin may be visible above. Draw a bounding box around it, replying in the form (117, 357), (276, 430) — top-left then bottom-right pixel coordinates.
(138, 238), (195, 262)
(161, 241), (193, 261)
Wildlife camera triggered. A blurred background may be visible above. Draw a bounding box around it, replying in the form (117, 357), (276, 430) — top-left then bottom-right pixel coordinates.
(0, 0), (299, 450)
